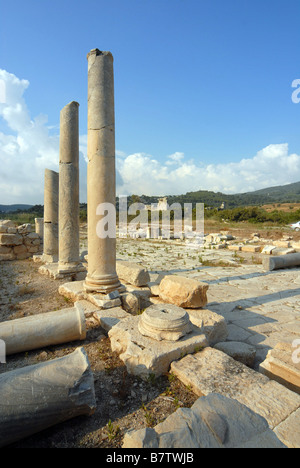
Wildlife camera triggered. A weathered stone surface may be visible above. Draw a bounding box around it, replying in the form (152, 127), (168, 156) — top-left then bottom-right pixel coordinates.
(0, 305), (86, 355)
(138, 304), (193, 342)
(93, 307), (130, 332)
(13, 244), (27, 254)
(108, 315), (208, 379)
(187, 309), (228, 345)
(116, 260), (150, 287)
(123, 393), (286, 448)
(43, 169), (59, 262)
(241, 245), (261, 253)
(259, 342), (300, 394)
(0, 347), (96, 448)
(159, 275), (209, 308)
(214, 341), (256, 367)
(84, 49), (120, 294)
(170, 348), (300, 436)
(263, 252), (300, 271)
(0, 233), (23, 246)
(58, 101), (81, 274)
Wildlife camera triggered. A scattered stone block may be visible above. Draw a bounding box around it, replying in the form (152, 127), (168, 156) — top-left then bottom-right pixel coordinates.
(93, 307), (130, 331)
(123, 393), (286, 448)
(228, 245), (242, 251)
(159, 275), (209, 308)
(259, 342), (300, 394)
(273, 240), (291, 248)
(241, 245), (261, 253)
(261, 245), (276, 255)
(188, 309), (228, 345)
(214, 341), (256, 367)
(116, 260), (150, 287)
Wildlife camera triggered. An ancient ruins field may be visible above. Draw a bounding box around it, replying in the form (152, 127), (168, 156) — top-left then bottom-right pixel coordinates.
(0, 221), (300, 448)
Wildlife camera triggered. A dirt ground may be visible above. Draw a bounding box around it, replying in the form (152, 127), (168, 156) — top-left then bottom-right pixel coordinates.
(0, 221), (299, 448)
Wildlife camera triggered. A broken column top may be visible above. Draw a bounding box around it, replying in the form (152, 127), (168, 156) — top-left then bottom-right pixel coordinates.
(87, 49), (113, 59)
(138, 304), (193, 342)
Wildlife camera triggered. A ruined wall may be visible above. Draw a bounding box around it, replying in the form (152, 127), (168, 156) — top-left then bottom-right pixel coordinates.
(0, 221), (42, 261)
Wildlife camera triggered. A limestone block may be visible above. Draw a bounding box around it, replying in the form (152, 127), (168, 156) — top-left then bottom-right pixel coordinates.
(170, 347), (300, 432)
(123, 393), (286, 448)
(0, 220), (15, 228)
(261, 245), (276, 255)
(188, 309), (228, 345)
(0, 233), (23, 246)
(7, 227), (17, 233)
(93, 307), (130, 332)
(241, 245), (261, 253)
(273, 240), (291, 248)
(116, 260), (150, 287)
(13, 244), (27, 254)
(120, 292), (140, 314)
(0, 347), (96, 448)
(159, 275), (209, 308)
(108, 315), (208, 379)
(17, 223), (33, 234)
(214, 341), (256, 367)
(0, 246), (12, 254)
(228, 245), (242, 251)
(259, 342), (300, 394)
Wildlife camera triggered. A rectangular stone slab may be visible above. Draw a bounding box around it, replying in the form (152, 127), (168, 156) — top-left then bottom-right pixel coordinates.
(170, 347), (300, 432)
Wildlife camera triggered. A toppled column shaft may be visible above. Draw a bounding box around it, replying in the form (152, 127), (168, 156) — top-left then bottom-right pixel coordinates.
(84, 49), (120, 293)
(58, 101), (81, 273)
(0, 347), (96, 448)
(0, 306), (86, 355)
(43, 169), (59, 262)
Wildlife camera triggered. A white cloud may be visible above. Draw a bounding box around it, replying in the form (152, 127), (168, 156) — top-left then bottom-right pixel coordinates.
(0, 69), (87, 205)
(1, 68), (300, 206)
(116, 144), (300, 196)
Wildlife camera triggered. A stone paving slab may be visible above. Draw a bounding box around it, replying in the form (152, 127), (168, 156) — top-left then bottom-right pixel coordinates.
(170, 347), (300, 447)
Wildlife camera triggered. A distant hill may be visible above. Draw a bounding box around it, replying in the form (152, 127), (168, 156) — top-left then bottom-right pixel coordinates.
(3, 181), (300, 214)
(0, 204), (33, 213)
(165, 181), (300, 209)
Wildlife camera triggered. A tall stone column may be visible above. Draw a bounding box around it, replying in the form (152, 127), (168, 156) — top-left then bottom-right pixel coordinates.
(58, 101), (81, 274)
(43, 169), (59, 263)
(84, 49), (120, 294)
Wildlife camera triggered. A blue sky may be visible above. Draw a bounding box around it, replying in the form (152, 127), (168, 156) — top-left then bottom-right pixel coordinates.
(0, 0), (300, 203)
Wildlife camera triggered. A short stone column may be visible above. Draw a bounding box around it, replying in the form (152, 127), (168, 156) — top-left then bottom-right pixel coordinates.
(58, 101), (81, 274)
(35, 218), (44, 240)
(84, 49), (120, 294)
(43, 169), (59, 262)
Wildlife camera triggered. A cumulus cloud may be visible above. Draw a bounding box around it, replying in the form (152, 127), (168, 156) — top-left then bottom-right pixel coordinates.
(0, 69), (87, 205)
(0, 68), (300, 206)
(116, 144), (300, 197)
